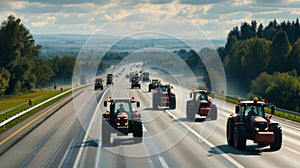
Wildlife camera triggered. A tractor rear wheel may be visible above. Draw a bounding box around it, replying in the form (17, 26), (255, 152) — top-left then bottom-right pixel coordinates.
(152, 95), (158, 110)
(148, 84), (152, 92)
(102, 119), (111, 145)
(207, 104), (217, 120)
(234, 124), (246, 150)
(133, 121), (143, 143)
(186, 105), (195, 121)
(226, 118), (234, 146)
(169, 96), (176, 110)
(270, 125), (282, 151)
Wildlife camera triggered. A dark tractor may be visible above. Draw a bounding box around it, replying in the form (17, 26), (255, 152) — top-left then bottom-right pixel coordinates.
(226, 97), (282, 151)
(186, 89), (217, 121)
(152, 84), (176, 110)
(94, 77), (104, 90)
(102, 97), (143, 145)
(131, 76), (141, 89)
(148, 78), (161, 92)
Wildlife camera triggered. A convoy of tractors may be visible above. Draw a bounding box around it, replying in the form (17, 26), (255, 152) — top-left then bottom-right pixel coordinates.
(97, 65), (282, 151)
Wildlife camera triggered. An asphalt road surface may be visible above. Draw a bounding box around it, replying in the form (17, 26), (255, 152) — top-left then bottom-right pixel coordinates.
(0, 64), (299, 168)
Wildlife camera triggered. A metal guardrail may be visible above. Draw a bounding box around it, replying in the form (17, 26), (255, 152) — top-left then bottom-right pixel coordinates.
(219, 94), (300, 117)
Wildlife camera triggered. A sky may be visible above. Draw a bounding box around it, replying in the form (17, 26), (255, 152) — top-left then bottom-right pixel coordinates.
(1, 0), (300, 39)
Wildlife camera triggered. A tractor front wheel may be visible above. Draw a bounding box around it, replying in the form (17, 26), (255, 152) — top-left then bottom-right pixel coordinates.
(270, 125), (282, 151)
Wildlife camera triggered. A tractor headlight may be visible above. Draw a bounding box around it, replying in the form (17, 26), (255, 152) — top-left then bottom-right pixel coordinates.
(255, 127), (259, 131)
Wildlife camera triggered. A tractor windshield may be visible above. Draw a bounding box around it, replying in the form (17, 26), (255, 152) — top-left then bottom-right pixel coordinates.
(95, 80), (102, 85)
(160, 86), (170, 92)
(132, 77), (139, 82)
(245, 105), (264, 118)
(195, 92), (208, 101)
(114, 102), (131, 119)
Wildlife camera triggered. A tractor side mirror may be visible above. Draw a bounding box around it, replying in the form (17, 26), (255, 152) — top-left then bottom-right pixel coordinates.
(271, 105), (275, 115)
(136, 101), (140, 108)
(235, 106), (240, 114)
(104, 101), (107, 107)
(190, 92), (192, 98)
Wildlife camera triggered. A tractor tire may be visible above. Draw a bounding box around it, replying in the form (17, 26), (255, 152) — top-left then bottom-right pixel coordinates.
(133, 121), (143, 143)
(102, 119), (111, 145)
(131, 85), (134, 89)
(101, 86), (103, 90)
(186, 104), (195, 121)
(169, 96), (176, 110)
(270, 125), (282, 151)
(226, 118), (235, 146)
(148, 84), (152, 92)
(152, 95), (159, 110)
(207, 104), (217, 120)
(234, 124), (247, 150)
(138, 84), (141, 89)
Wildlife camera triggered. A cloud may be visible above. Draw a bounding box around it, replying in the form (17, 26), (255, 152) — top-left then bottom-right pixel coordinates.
(31, 21), (48, 27)
(179, 0), (225, 5)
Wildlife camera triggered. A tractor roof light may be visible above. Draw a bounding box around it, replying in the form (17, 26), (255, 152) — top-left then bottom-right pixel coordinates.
(131, 96), (135, 100)
(253, 97), (258, 103)
(192, 88), (195, 91)
(237, 97), (241, 102)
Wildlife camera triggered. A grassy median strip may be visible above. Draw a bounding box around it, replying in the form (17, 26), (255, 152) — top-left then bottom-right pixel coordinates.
(0, 89), (71, 134)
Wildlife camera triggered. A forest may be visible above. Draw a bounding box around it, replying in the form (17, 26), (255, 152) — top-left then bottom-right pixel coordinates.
(218, 19), (300, 111)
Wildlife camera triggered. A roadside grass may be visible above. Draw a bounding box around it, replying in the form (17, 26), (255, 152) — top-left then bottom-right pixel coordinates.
(0, 88), (72, 134)
(221, 95), (300, 123)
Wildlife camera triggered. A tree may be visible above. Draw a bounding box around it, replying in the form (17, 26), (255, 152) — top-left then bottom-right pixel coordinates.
(288, 39), (300, 75)
(267, 31), (291, 73)
(0, 15), (41, 94)
(0, 67), (10, 95)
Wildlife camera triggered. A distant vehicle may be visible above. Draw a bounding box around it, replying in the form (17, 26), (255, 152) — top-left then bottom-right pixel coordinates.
(126, 74), (129, 78)
(131, 75), (141, 89)
(102, 96), (143, 144)
(142, 72), (150, 82)
(148, 78), (161, 92)
(94, 77), (104, 90)
(226, 97), (282, 150)
(106, 74), (113, 85)
(152, 84), (176, 110)
(186, 89), (217, 121)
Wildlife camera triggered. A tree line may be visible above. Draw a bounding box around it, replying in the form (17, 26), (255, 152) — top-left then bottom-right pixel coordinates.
(0, 15), (75, 95)
(218, 19), (300, 111)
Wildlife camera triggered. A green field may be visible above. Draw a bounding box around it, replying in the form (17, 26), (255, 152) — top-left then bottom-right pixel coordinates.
(0, 88), (72, 133)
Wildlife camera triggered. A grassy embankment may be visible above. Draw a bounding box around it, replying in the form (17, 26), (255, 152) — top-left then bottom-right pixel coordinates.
(0, 88), (72, 134)
(214, 94), (300, 123)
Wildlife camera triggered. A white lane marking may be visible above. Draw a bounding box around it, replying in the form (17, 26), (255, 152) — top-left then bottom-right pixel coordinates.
(158, 156), (169, 168)
(283, 146), (300, 156)
(73, 87), (109, 168)
(141, 82), (244, 168)
(164, 108), (244, 168)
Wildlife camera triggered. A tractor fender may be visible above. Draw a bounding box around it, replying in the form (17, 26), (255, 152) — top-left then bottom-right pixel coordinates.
(229, 114), (240, 124)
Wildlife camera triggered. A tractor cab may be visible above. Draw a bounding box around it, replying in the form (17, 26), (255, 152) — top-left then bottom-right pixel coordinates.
(235, 97), (271, 122)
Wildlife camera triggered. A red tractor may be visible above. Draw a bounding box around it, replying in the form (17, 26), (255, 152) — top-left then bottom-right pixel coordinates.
(102, 96), (143, 144)
(106, 73), (113, 85)
(94, 77), (104, 90)
(152, 84), (176, 110)
(148, 78), (161, 92)
(226, 97), (282, 150)
(186, 89), (217, 121)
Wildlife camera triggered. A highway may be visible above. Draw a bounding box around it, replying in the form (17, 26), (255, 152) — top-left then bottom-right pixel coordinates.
(0, 64), (299, 168)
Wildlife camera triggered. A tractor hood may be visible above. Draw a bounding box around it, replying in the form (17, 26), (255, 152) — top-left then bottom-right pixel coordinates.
(250, 116), (267, 123)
